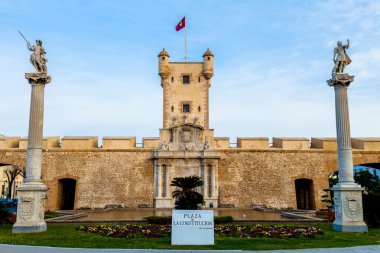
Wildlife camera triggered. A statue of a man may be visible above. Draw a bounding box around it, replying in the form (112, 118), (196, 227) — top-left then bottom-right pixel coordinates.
(27, 40), (48, 73)
(332, 39), (351, 74)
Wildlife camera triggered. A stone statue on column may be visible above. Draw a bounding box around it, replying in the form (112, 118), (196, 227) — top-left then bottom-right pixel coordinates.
(28, 40), (48, 73)
(327, 40), (367, 232)
(13, 37), (51, 233)
(332, 39), (351, 75)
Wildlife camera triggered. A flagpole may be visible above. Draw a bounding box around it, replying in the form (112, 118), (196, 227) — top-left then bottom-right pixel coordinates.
(184, 15), (187, 62)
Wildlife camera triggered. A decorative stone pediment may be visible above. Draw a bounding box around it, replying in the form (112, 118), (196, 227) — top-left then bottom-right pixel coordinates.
(160, 123), (210, 151)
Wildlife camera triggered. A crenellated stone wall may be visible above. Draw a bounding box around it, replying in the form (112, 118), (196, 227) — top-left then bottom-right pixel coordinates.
(1, 136), (379, 211)
(2, 136), (380, 151)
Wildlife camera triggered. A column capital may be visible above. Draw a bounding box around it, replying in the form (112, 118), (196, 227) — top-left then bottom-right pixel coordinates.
(25, 72), (51, 85)
(327, 73), (354, 87)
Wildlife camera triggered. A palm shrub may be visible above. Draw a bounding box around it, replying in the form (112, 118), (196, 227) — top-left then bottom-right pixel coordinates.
(171, 175), (205, 210)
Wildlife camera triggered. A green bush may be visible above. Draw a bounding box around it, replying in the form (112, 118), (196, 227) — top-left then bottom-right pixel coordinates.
(145, 215), (234, 225)
(145, 216), (172, 225)
(362, 193), (380, 227)
(214, 216), (233, 224)
(354, 170), (380, 227)
(0, 202), (12, 224)
(0, 202), (10, 217)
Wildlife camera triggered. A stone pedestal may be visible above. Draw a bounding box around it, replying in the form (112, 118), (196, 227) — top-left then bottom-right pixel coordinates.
(327, 73), (368, 232)
(12, 183), (47, 233)
(13, 72), (51, 233)
(332, 184), (367, 232)
(154, 197), (172, 208)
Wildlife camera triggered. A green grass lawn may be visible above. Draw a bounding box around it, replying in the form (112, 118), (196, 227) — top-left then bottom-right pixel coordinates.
(0, 223), (379, 250)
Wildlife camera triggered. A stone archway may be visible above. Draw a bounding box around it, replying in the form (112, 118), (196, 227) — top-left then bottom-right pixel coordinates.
(354, 163), (380, 178)
(295, 178), (315, 210)
(58, 178), (76, 210)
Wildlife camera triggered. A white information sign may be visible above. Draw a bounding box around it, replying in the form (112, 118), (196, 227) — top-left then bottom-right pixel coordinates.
(171, 210), (214, 245)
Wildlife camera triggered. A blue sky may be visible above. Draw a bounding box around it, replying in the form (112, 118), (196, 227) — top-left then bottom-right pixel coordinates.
(1, 0), (379, 143)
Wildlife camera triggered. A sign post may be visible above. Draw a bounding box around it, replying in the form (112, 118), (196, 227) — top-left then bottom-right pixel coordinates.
(171, 210), (214, 245)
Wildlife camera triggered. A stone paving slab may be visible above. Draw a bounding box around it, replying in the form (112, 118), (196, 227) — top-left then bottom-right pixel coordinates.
(0, 244), (380, 253)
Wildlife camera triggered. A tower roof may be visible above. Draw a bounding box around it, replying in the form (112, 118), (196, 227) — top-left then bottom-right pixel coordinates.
(158, 48), (170, 57)
(203, 48), (214, 57)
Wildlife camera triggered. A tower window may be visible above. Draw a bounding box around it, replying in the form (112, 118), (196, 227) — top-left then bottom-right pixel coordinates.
(171, 106), (174, 112)
(183, 104), (190, 113)
(207, 57), (210, 60)
(171, 76), (174, 82)
(183, 75), (190, 84)
(198, 106), (201, 112)
(162, 57), (165, 60)
(198, 77), (201, 82)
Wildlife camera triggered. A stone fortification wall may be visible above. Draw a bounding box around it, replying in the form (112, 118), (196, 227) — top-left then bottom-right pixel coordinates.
(42, 150), (154, 210)
(0, 149), (154, 210)
(1, 136), (379, 211)
(218, 149), (337, 210)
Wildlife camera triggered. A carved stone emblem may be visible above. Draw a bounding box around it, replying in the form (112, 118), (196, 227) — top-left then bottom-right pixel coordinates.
(18, 196), (34, 221)
(343, 194), (361, 221)
(161, 124), (207, 151)
(180, 129), (192, 143)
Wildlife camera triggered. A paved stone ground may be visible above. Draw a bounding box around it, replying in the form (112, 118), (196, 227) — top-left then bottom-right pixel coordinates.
(0, 245), (380, 253)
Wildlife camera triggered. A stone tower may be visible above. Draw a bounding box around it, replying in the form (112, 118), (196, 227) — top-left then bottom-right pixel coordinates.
(158, 48), (214, 129)
(154, 49), (219, 208)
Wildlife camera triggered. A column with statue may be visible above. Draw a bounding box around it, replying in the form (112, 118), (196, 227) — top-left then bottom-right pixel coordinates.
(13, 34), (51, 233)
(327, 39), (367, 232)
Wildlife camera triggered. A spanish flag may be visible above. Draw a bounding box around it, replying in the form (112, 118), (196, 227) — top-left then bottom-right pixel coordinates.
(176, 17), (186, 31)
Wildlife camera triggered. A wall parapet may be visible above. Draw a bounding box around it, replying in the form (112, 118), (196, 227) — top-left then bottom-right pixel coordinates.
(102, 136), (136, 149)
(143, 138), (160, 149)
(19, 136), (60, 149)
(61, 136), (98, 149)
(311, 138), (337, 150)
(272, 137), (310, 150)
(1, 136), (380, 151)
(237, 137), (269, 149)
(352, 138), (380, 151)
(0, 136), (20, 149)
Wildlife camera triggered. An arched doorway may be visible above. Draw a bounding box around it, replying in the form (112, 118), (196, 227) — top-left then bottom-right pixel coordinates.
(295, 179), (315, 210)
(58, 178), (76, 210)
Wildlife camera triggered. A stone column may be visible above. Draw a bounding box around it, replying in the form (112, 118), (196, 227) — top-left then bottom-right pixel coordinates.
(327, 73), (367, 232)
(153, 162), (160, 198)
(165, 165), (170, 198)
(209, 165), (213, 198)
(13, 72), (51, 233)
(201, 162), (207, 196)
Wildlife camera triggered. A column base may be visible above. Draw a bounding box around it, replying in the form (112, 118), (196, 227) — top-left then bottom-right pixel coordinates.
(331, 183), (368, 233)
(12, 182), (48, 233)
(13, 223), (47, 233)
(332, 223), (368, 232)
(154, 197), (172, 208)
